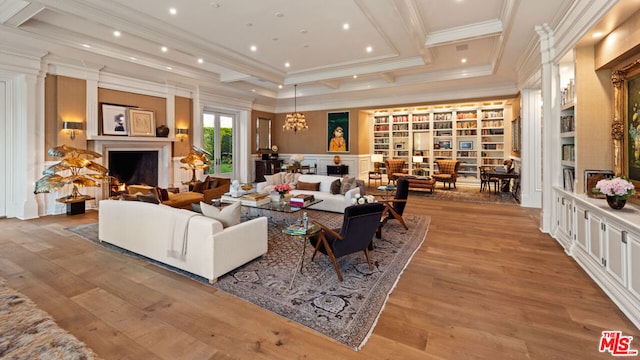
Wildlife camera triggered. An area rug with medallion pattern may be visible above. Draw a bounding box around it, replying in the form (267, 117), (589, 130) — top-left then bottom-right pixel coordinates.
(66, 209), (430, 350)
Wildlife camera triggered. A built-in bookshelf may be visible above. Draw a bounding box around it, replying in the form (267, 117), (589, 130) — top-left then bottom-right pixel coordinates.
(371, 105), (508, 183)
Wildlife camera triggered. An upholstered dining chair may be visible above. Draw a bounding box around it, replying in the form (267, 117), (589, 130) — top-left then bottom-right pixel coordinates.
(384, 159), (407, 184)
(432, 159), (461, 189)
(376, 177), (409, 239)
(309, 202), (385, 281)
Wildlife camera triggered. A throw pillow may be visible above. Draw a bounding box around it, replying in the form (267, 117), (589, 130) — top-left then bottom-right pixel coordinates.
(137, 192), (160, 204)
(154, 187), (169, 201)
(208, 179), (219, 189)
(355, 180), (366, 196)
(191, 202), (202, 213)
(264, 172), (283, 185)
(282, 172), (300, 186)
(119, 193), (138, 201)
(200, 201), (241, 228)
(340, 175), (357, 195)
(296, 181), (320, 191)
(192, 180), (206, 193)
(330, 178), (341, 195)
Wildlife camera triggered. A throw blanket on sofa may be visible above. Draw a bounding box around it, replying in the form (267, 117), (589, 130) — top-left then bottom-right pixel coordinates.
(167, 213), (201, 260)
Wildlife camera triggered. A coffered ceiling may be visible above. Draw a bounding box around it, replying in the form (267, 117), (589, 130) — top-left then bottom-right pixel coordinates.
(0, 0), (636, 111)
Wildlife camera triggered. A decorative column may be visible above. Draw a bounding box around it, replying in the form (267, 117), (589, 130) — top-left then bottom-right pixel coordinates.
(611, 70), (625, 176)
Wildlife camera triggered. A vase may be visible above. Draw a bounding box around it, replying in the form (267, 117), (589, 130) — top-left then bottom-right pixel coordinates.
(279, 193), (287, 207)
(606, 195), (626, 210)
(333, 155), (341, 164)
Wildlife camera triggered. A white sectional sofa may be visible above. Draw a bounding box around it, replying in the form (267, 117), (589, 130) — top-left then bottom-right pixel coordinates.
(257, 174), (362, 213)
(98, 199), (268, 283)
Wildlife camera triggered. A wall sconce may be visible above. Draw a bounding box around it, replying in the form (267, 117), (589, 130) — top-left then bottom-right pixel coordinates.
(62, 121), (83, 140)
(176, 128), (189, 141)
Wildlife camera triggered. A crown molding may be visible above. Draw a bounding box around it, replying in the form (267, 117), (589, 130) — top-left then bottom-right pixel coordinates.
(425, 19), (503, 47)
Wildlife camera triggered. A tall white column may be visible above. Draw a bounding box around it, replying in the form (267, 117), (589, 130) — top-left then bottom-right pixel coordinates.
(535, 24), (561, 233)
(520, 89), (543, 208)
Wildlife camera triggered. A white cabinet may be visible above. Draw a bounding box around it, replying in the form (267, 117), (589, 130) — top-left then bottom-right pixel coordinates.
(561, 194), (640, 330)
(554, 191), (573, 251)
(629, 235), (640, 301)
(604, 221), (628, 287)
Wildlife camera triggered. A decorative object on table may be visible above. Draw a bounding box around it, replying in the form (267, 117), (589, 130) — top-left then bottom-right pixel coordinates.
(229, 179), (242, 196)
(155, 124), (169, 137)
(270, 145), (279, 159)
(283, 84), (308, 133)
(592, 176), (636, 210)
(333, 155), (341, 164)
(128, 108), (155, 136)
(351, 193), (376, 205)
(241, 183), (253, 191)
(290, 153), (304, 171)
(274, 183), (291, 204)
(584, 170), (615, 198)
(327, 111), (349, 152)
(371, 153), (383, 172)
(34, 145), (109, 203)
(180, 145), (211, 185)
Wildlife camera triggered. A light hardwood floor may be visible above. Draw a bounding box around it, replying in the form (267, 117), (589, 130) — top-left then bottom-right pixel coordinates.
(0, 194), (638, 359)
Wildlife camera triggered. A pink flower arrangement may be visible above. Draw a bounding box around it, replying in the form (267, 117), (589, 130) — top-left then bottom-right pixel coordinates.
(274, 183), (291, 195)
(593, 177), (636, 200)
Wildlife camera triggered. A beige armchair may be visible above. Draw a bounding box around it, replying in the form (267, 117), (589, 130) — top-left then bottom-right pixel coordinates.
(432, 160), (461, 189)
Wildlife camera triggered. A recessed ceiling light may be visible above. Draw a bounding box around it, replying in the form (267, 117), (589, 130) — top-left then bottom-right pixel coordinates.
(82, 44), (91, 48)
(250, 45), (257, 52)
(252, 89), (256, 92)
(113, 30), (121, 37)
(169, 8), (177, 15)
(366, 46), (373, 53)
(343, 23), (350, 30)
(166, 66), (172, 70)
(197, 58), (204, 64)
(461, 58), (467, 63)
(353, 75), (358, 79)
(592, 32), (603, 38)
(161, 46), (168, 52)
(129, 56), (137, 61)
(278, 85), (283, 89)
(285, 62), (290, 68)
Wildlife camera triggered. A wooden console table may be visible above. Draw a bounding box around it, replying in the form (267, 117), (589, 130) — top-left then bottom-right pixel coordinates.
(327, 164), (348, 176)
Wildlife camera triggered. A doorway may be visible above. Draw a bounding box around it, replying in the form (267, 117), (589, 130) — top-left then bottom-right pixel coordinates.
(0, 81), (6, 218)
(203, 111), (235, 178)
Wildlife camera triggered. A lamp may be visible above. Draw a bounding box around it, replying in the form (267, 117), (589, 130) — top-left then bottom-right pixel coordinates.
(176, 128), (189, 141)
(412, 155), (423, 175)
(371, 154), (383, 172)
(62, 121), (83, 140)
(283, 84), (308, 133)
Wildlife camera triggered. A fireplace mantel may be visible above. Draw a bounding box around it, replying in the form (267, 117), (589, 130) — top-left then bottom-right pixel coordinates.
(89, 139), (172, 188)
(88, 135), (178, 143)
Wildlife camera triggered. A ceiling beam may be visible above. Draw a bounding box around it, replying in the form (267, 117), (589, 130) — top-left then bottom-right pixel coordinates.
(393, 0), (433, 64)
(379, 72), (395, 84)
(425, 19), (503, 48)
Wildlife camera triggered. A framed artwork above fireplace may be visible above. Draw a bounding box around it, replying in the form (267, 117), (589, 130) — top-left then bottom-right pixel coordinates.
(102, 104), (128, 136)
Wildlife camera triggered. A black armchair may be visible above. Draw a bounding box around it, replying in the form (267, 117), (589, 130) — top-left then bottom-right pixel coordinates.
(376, 177), (409, 238)
(309, 202), (385, 281)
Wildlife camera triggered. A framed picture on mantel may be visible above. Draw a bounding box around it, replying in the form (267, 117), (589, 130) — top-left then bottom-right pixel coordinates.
(128, 109), (156, 137)
(102, 104), (128, 136)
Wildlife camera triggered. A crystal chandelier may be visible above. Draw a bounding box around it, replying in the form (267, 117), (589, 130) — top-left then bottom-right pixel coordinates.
(283, 84), (308, 133)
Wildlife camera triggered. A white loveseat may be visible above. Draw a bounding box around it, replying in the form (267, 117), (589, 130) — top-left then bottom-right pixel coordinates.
(98, 199), (268, 283)
(257, 174), (361, 213)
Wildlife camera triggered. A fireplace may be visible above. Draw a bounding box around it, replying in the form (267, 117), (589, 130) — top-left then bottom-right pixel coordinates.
(89, 139), (172, 198)
(108, 151), (158, 187)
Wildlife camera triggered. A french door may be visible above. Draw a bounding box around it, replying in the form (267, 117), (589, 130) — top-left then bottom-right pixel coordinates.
(0, 81), (5, 217)
(202, 110), (235, 178)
